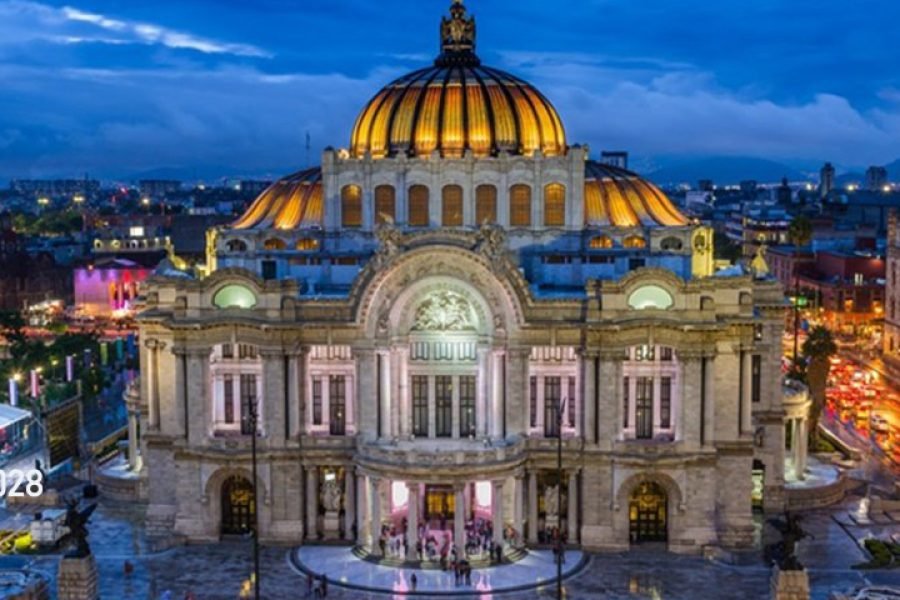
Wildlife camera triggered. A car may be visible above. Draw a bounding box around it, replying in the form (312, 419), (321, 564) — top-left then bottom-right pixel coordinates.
(871, 414), (891, 434)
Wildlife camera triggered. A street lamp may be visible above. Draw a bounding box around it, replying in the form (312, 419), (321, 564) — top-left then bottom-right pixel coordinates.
(248, 400), (261, 600)
(555, 396), (565, 600)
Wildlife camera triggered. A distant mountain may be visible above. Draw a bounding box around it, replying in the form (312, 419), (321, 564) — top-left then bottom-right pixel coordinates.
(645, 157), (805, 186)
(123, 165), (300, 185)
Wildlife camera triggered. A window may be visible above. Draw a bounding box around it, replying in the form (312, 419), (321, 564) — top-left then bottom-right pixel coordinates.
(412, 375), (428, 436)
(660, 347), (673, 361)
(442, 185), (463, 227)
(568, 376), (576, 428)
(460, 375), (476, 437)
(436, 375), (453, 437)
(312, 377), (323, 425)
(635, 377), (653, 439)
(238, 344), (258, 359)
(544, 183), (565, 227)
(751, 355), (761, 403)
(660, 377), (672, 429)
(240, 374), (257, 435)
(223, 374), (234, 424)
(261, 260), (277, 281)
(624, 235), (646, 249)
(226, 239), (248, 253)
(590, 235), (613, 249)
(510, 184), (532, 227)
(214, 285), (257, 309)
(408, 185), (430, 226)
(264, 238), (286, 251)
(530, 376), (537, 428)
(329, 375), (346, 435)
(296, 238), (319, 251)
(544, 377), (561, 438)
(476, 185), (497, 224)
(628, 285), (674, 310)
(341, 185), (362, 228)
(222, 343), (234, 359)
(623, 377), (630, 429)
(375, 185), (396, 224)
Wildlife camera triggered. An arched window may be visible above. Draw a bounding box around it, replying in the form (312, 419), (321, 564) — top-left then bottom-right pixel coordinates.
(374, 185), (396, 225)
(590, 235), (613, 249)
(408, 185), (429, 227)
(295, 238), (319, 251)
(510, 184), (532, 227)
(263, 238), (286, 251)
(442, 185), (463, 227)
(341, 184), (362, 228)
(623, 235), (646, 249)
(660, 236), (683, 251)
(475, 184), (497, 224)
(544, 183), (566, 227)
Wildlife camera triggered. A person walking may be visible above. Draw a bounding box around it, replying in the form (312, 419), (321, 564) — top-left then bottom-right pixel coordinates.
(410, 572), (418, 592)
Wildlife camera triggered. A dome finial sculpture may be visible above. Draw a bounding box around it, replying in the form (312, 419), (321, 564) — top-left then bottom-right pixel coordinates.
(438, 0), (477, 65)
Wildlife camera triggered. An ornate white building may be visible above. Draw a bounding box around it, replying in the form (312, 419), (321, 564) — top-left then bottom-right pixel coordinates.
(136, 1), (787, 555)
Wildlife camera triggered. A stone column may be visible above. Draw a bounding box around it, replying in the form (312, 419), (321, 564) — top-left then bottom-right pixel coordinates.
(492, 480), (504, 546)
(567, 470), (578, 543)
(703, 353), (717, 446)
(680, 354), (703, 445)
(581, 351), (597, 444)
(262, 350), (286, 444)
(463, 483), (472, 523)
(125, 383), (140, 470)
(527, 470), (538, 544)
(454, 484), (466, 551)
(172, 347), (187, 438)
(378, 350), (392, 439)
(597, 352), (620, 446)
(306, 467), (318, 540)
(344, 470), (355, 541)
(370, 477), (383, 556)
(356, 471), (367, 545)
(355, 349), (377, 442)
(741, 350), (753, 435)
(506, 349), (530, 436)
(406, 482), (419, 560)
(491, 350), (505, 438)
(398, 347), (410, 438)
(514, 474), (525, 544)
(796, 418), (808, 480)
(477, 348), (489, 437)
(144, 340), (162, 430)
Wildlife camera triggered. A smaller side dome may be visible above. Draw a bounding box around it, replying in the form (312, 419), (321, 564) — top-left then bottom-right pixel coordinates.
(584, 161), (689, 228)
(232, 168), (323, 230)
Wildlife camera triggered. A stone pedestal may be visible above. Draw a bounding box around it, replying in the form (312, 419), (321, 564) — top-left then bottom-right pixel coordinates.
(57, 555), (98, 600)
(323, 511), (341, 536)
(770, 567), (809, 600)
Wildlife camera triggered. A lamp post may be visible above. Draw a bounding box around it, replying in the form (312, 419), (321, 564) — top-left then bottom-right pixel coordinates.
(556, 397), (565, 600)
(248, 400), (261, 600)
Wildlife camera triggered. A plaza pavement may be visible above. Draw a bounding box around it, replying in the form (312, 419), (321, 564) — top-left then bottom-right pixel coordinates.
(0, 494), (896, 599)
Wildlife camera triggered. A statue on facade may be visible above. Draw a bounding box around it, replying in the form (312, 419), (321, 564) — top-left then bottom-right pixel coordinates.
(765, 512), (812, 571)
(474, 221), (506, 262)
(750, 241), (770, 279)
(374, 216), (403, 267)
(544, 485), (560, 520)
(61, 500), (97, 558)
(322, 479), (342, 513)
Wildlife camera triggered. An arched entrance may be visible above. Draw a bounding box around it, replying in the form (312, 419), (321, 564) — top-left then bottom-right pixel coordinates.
(221, 475), (255, 535)
(629, 481), (667, 543)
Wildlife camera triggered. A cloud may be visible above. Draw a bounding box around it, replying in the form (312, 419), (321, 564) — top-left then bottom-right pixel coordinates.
(0, 0), (271, 57)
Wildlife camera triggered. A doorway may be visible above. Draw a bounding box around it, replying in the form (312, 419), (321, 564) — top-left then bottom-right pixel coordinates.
(425, 485), (455, 523)
(629, 481), (667, 543)
(222, 475), (255, 535)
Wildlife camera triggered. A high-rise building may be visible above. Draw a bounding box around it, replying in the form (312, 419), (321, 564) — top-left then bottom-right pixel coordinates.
(600, 151), (628, 170)
(819, 162), (835, 198)
(866, 166), (888, 192)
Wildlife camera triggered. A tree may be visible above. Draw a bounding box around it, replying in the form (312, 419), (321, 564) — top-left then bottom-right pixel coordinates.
(801, 326), (836, 447)
(788, 215), (812, 248)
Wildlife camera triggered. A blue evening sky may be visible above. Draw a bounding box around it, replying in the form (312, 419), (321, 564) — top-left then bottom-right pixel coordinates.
(1, 0), (898, 179)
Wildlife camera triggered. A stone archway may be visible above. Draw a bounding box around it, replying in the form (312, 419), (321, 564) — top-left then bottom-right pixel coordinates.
(203, 467), (268, 539)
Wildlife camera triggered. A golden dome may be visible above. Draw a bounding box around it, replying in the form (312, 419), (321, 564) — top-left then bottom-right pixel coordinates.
(584, 161), (689, 228)
(350, 1), (566, 160)
(232, 167), (322, 230)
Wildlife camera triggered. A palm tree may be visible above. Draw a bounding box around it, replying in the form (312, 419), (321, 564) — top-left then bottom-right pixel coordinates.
(801, 326), (837, 448)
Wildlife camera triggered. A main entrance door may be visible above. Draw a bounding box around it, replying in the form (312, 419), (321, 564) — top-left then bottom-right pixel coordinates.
(629, 481), (667, 543)
(425, 485), (455, 522)
(222, 475), (255, 535)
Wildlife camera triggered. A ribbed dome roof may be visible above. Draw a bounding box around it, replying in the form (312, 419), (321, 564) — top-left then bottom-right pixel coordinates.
(232, 167), (322, 230)
(584, 161), (689, 228)
(350, 1), (566, 160)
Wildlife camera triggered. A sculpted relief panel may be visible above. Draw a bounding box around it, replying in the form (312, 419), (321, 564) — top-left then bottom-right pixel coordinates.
(412, 290), (476, 331)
